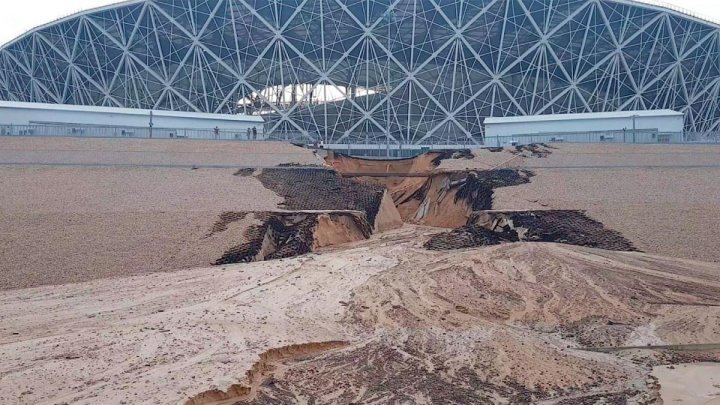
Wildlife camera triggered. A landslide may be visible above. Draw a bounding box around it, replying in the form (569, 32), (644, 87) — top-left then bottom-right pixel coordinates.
(212, 168), (404, 264)
(211, 211), (374, 265)
(325, 151), (535, 228)
(425, 210), (638, 252)
(201, 241), (720, 404)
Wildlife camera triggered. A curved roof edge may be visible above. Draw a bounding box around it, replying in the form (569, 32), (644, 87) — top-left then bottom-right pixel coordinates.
(611, 0), (720, 29)
(0, 0), (719, 51)
(0, 0), (144, 50)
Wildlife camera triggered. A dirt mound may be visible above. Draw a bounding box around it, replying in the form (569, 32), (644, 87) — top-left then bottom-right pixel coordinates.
(5, 225), (720, 404)
(230, 330), (649, 404)
(212, 211), (372, 265)
(348, 242), (720, 343)
(425, 210), (637, 252)
(211, 241), (720, 404)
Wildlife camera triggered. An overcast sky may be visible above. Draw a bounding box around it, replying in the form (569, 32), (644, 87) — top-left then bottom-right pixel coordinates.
(0, 0), (717, 46)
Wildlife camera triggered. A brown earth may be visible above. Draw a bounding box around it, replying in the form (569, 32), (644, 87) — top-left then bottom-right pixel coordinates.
(2, 138), (720, 404)
(326, 151), (535, 227)
(329, 143), (720, 262)
(492, 144), (720, 262)
(0, 136), (322, 167)
(2, 227), (719, 404)
(0, 152), (399, 289)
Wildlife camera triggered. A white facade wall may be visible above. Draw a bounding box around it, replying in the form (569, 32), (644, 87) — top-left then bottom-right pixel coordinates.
(0, 101), (264, 137)
(484, 110), (685, 146)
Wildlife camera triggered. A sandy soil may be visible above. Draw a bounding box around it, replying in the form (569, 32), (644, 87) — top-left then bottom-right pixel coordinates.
(1, 226), (719, 404)
(0, 166), (283, 289)
(523, 143), (720, 168)
(490, 143), (720, 262)
(653, 363), (720, 404)
(2, 139), (720, 403)
(0, 136), (321, 167)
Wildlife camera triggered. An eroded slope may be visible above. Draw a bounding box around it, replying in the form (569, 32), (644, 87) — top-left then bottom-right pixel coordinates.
(3, 226), (719, 404)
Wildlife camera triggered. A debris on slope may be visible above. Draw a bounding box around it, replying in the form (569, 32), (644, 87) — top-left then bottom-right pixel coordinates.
(453, 169), (535, 210)
(430, 149), (475, 166)
(509, 143), (556, 158)
(425, 210), (637, 252)
(423, 224), (512, 250)
(212, 211), (372, 265)
(228, 330), (643, 405)
(389, 169), (535, 227)
(256, 168), (391, 228)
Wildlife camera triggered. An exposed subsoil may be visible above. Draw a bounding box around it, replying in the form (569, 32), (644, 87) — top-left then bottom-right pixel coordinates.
(212, 211), (372, 265)
(350, 168), (535, 228)
(209, 167), (403, 265)
(185, 341), (349, 405)
(325, 151), (640, 254)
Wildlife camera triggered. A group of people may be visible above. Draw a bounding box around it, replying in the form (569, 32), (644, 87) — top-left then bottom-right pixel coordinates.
(212, 126), (258, 140)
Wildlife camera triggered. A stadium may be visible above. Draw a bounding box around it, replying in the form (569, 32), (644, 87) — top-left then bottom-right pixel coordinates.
(0, 0), (718, 145)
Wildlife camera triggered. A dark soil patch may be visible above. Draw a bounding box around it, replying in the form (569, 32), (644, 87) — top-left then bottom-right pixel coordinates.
(256, 168), (386, 227)
(214, 212), (317, 264)
(212, 211), (372, 265)
(425, 210), (637, 252)
(430, 149), (475, 166)
(424, 224), (514, 251)
(510, 143), (554, 158)
(276, 163), (320, 167)
(206, 212), (249, 237)
(555, 391), (643, 405)
(234, 168), (255, 177)
(499, 210), (637, 251)
(454, 169), (535, 211)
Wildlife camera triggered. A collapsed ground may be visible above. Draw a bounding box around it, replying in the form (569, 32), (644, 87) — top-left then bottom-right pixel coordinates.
(2, 138), (720, 404)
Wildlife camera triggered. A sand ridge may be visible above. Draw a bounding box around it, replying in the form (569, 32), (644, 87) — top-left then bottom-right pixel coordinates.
(2, 227), (719, 404)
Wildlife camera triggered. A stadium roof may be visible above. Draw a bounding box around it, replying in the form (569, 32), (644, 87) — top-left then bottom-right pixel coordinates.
(0, 0), (718, 144)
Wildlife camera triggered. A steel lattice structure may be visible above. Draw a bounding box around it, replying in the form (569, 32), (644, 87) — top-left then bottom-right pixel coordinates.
(0, 0), (719, 144)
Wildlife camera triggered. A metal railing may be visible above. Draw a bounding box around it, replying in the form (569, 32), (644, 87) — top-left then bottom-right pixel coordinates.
(685, 132), (720, 143)
(1, 122), (716, 152)
(0, 123), (266, 141)
(485, 130), (687, 146)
